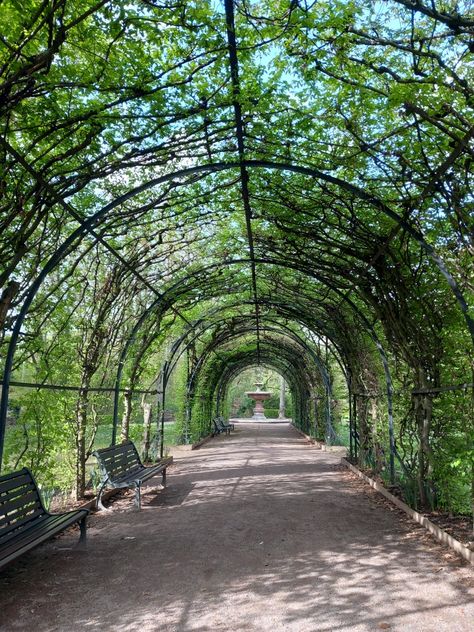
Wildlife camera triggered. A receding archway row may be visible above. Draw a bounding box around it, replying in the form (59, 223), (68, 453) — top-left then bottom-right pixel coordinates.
(1, 161), (471, 514)
(0, 248), (437, 481)
(106, 280), (397, 478)
(189, 339), (321, 434)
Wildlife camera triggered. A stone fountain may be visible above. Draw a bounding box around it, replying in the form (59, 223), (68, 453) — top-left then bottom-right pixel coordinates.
(245, 381), (272, 420)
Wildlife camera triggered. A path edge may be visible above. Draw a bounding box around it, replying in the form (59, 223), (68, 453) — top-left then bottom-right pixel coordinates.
(341, 458), (474, 565)
(291, 423), (337, 451)
(291, 423), (322, 446)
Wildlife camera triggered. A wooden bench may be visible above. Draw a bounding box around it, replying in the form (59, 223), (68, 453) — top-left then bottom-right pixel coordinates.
(93, 440), (173, 510)
(212, 417), (234, 436)
(218, 417), (234, 432)
(0, 467), (88, 570)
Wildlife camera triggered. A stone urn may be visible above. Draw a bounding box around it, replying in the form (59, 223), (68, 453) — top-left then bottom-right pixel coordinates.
(245, 382), (272, 420)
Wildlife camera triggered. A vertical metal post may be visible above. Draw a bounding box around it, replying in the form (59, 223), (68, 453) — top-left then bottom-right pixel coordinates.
(326, 383), (332, 445)
(278, 376), (286, 419)
(184, 396), (191, 445)
(184, 350), (192, 444)
(159, 365), (167, 459)
(353, 393), (358, 461)
(323, 337), (334, 444)
(0, 376), (8, 470)
(348, 375), (353, 459)
(387, 379), (396, 484)
(111, 357), (125, 446)
(313, 396), (318, 439)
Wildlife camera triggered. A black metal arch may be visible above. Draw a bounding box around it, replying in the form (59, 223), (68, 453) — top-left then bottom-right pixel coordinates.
(104, 255), (397, 479)
(213, 327), (335, 438)
(108, 254), (384, 401)
(186, 323), (332, 396)
(202, 344), (316, 431)
(144, 305), (349, 441)
(2, 159), (471, 467)
(205, 346), (309, 406)
(184, 328), (331, 433)
(215, 359), (301, 418)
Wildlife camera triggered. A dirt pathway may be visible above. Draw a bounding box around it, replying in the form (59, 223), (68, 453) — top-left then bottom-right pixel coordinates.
(1, 422), (473, 632)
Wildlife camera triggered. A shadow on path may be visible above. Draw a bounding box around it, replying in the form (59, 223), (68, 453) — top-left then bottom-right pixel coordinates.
(0, 422), (473, 632)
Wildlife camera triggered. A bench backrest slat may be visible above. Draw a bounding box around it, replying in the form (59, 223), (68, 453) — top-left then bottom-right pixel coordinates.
(94, 441), (143, 482)
(0, 468), (45, 543)
(0, 472), (34, 494)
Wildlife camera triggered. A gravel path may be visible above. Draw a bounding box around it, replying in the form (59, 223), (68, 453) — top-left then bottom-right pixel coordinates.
(1, 422), (473, 632)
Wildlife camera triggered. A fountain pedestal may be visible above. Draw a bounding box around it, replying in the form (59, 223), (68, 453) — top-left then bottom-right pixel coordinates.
(245, 382), (271, 420)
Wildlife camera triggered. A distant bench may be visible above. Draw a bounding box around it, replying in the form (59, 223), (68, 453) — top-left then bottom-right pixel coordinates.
(0, 467), (88, 570)
(212, 417), (235, 436)
(93, 440), (173, 510)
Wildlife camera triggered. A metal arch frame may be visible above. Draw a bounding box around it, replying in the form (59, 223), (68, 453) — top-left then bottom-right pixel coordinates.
(187, 331), (316, 394)
(170, 260), (397, 479)
(108, 273), (360, 438)
(110, 256), (378, 403)
(184, 324), (329, 399)
(207, 347), (313, 428)
(200, 352), (303, 427)
(212, 326), (334, 436)
(2, 160), (472, 467)
(205, 347), (308, 415)
(185, 331), (326, 425)
(180, 346), (305, 440)
(117, 294), (348, 397)
(216, 348), (322, 428)
(164, 315), (337, 392)
(158, 313), (344, 433)
(190, 325), (331, 407)
(103, 259), (393, 460)
(215, 358), (302, 420)
(146, 306), (348, 443)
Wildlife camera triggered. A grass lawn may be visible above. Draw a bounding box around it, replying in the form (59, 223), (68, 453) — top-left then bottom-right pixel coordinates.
(93, 422), (178, 451)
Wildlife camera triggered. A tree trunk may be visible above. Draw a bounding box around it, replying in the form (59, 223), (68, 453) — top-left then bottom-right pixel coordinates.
(278, 376), (286, 418)
(0, 280), (19, 331)
(75, 388), (88, 500)
(414, 370), (434, 508)
(121, 388), (132, 443)
(142, 401), (152, 462)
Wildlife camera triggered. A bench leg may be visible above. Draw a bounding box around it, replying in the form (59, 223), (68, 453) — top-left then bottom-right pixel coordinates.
(79, 515), (87, 544)
(162, 468), (167, 487)
(134, 482), (141, 511)
(96, 481), (108, 511)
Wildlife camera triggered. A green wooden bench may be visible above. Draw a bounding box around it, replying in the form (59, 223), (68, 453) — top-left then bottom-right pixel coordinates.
(219, 417), (234, 432)
(93, 440), (173, 510)
(0, 467), (88, 570)
(213, 417), (234, 436)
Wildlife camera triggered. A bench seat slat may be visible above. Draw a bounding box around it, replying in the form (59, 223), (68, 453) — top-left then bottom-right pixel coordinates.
(1, 511), (86, 549)
(0, 504), (44, 533)
(108, 459), (171, 486)
(0, 468), (88, 569)
(0, 510), (88, 567)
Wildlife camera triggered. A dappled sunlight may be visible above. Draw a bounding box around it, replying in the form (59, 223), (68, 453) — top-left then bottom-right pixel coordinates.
(1, 423), (472, 632)
(1, 9), (472, 631)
